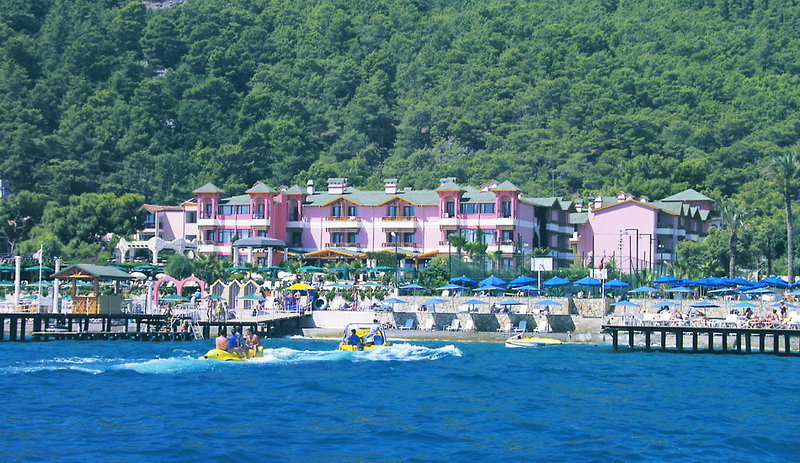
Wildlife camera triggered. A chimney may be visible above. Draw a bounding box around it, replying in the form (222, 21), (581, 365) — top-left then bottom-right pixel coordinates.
(625, 193), (634, 201)
(639, 196), (649, 203)
(594, 195), (603, 209)
(306, 179), (315, 195)
(617, 191), (626, 202)
(327, 178), (348, 194)
(575, 199), (583, 213)
(384, 179), (398, 194)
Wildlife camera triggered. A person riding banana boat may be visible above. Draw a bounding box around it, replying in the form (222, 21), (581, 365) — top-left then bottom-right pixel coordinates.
(200, 329), (264, 361)
(338, 322), (389, 351)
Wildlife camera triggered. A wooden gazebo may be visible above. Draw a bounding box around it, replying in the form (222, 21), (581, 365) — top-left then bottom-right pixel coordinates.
(51, 264), (134, 314)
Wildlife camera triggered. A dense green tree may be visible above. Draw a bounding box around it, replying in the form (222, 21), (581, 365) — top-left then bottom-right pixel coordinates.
(0, 190), (49, 254)
(165, 253), (193, 280)
(769, 152), (800, 282)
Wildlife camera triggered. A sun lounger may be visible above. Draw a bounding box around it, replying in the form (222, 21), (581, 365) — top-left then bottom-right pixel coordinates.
(496, 321), (511, 332)
(513, 320), (527, 333)
(398, 318), (414, 330)
(444, 319), (460, 331)
(462, 317), (476, 332)
(420, 317), (435, 330)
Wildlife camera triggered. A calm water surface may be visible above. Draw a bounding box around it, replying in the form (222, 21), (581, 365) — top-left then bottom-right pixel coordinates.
(1, 338), (797, 462)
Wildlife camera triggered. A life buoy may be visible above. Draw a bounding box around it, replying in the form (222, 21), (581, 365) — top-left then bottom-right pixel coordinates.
(314, 298), (327, 310)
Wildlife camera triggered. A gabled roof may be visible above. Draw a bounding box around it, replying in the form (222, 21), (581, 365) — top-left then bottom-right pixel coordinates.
(304, 188), (439, 207)
(286, 185), (305, 194)
(193, 182), (224, 194)
(661, 188), (715, 203)
(492, 180), (519, 191)
(435, 178), (463, 192)
(570, 212), (589, 225)
(219, 194), (250, 206)
(52, 264), (133, 280)
(140, 204), (183, 213)
(593, 199), (660, 214)
(519, 197), (559, 208)
(245, 181), (276, 194)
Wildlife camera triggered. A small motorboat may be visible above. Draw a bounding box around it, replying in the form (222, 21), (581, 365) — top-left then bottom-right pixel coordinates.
(199, 346), (264, 361)
(505, 333), (563, 348)
(338, 322), (390, 351)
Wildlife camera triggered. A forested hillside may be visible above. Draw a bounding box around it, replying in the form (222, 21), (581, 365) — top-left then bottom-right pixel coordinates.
(2, 0), (800, 271)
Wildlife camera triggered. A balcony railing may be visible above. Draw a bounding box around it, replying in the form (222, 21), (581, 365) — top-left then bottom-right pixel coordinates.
(324, 216), (361, 221)
(381, 216), (417, 221)
(325, 242), (362, 248)
(382, 242), (418, 249)
(252, 213), (265, 219)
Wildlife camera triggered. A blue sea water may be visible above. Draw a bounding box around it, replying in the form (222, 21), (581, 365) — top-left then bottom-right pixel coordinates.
(1, 338), (798, 462)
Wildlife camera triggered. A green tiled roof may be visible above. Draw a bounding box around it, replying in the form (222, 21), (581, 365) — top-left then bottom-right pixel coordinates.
(519, 197), (559, 207)
(435, 178), (462, 191)
(304, 187), (440, 207)
(52, 264), (133, 280)
(570, 212), (589, 225)
(493, 180), (519, 191)
(193, 182), (224, 194)
(245, 181), (275, 194)
(220, 194), (250, 205)
(286, 185), (305, 194)
(660, 188), (715, 203)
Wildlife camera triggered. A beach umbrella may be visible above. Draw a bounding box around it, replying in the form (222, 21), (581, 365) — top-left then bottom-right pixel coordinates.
(612, 300), (639, 308)
(508, 275), (537, 287)
(436, 284), (465, 291)
(383, 297), (407, 304)
(25, 265), (53, 272)
(534, 299), (562, 307)
(574, 276), (602, 287)
(202, 294), (225, 300)
(297, 265), (324, 273)
(542, 277), (571, 287)
(450, 275), (477, 287)
(459, 298), (488, 312)
(133, 265), (161, 276)
(690, 300), (718, 308)
(515, 285), (542, 294)
(21, 294), (37, 300)
(497, 299), (524, 306)
(358, 281), (384, 288)
(239, 294), (265, 301)
(708, 288), (740, 296)
(605, 279), (630, 290)
(731, 301), (758, 309)
(130, 271), (147, 280)
(325, 281), (352, 288)
(653, 275), (681, 285)
(371, 266), (395, 272)
(730, 277), (752, 286)
(743, 287), (774, 295)
(160, 294), (187, 301)
(759, 276), (789, 289)
(769, 302), (799, 308)
(419, 298), (448, 312)
(479, 275), (507, 287)
(286, 283), (315, 291)
(788, 289), (800, 296)
(226, 265), (250, 272)
(472, 285), (504, 292)
(665, 286), (697, 294)
(400, 283), (427, 291)
(630, 286), (658, 293)
(0, 280), (14, 286)
(653, 300), (680, 308)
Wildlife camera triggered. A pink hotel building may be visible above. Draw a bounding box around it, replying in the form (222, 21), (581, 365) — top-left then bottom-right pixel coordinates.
(125, 177), (714, 273)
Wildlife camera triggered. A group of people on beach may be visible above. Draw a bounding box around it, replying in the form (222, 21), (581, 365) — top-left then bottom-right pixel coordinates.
(215, 328), (261, 358)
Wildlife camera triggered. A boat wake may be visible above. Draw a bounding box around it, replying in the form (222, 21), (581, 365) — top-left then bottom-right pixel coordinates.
(2, 344), (461, 375)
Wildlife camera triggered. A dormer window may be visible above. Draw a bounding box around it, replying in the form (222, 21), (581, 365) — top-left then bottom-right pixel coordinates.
(387, 205), (398, 217)
(348, 205), (359, 217)
(331, 205), (342, 218)
(403, 205), (415, 217)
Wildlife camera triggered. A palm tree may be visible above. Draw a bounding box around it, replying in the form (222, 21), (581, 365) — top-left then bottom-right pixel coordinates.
(769, 152), (800, 284)
(718, 199), (748, 278)
(447, 232), (466, 271)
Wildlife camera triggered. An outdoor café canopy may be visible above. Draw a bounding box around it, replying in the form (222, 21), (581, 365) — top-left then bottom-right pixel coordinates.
(51, 264), (134, 283)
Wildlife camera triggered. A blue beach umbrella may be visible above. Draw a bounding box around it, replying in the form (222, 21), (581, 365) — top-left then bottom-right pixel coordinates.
(508, 275), (537, 287)
(459, 299), (488, 312)
(436, 284), (465, 291)
(382, 297), (407, 304)
(479, 275), (507, 287)
(769, 302), (798, 309)
(731, 301), (758, 309)
(653, 301), (680, 308)
(759, 276), (789, 289)
(473, 285), (504, 292)
(450, 275), (477, 287)
(612, 300), (639, 308)
(515, 285), (542, 294)
(574, 277), (602, 288)
(542, 277), (570, 288)
(419, 298), (448, 312)
(497, 299), (524, 306)
(400, 283), (427, 291)
(690, 300), (718, 308)
(665, 286), (697, 294)
(743, 287), (774, 295)
(630, 286), (658, 293)
(534, 299), (562, 307)
(605, 279), (630, 290)
(653, 275), (681, 285)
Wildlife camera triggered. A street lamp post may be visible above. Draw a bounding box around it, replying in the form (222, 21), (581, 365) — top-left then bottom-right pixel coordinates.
(625, 228), (639, 275)
(391, 232), (398, 287)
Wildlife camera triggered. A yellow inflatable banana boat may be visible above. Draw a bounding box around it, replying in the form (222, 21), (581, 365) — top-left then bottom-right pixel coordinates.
(200, 346), (264, 361)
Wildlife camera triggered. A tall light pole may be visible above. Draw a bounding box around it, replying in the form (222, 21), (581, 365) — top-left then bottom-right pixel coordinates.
(625, 228), (639, 275)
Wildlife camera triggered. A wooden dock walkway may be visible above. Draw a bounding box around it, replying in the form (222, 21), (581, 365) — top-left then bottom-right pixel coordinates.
(603, 324), (800, 356)
(0, 312), (308, 342)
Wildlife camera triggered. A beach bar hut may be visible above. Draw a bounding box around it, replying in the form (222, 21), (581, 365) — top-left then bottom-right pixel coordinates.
(50, 264), (133, 314)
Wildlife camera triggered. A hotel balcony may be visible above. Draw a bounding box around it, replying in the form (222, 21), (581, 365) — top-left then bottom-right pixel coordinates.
(380, 216), (418, 229)
(657, 227), (685, 236)
(324, 216), (362, 229)
(494, 217), (516, 227)
(196, 217), (220, 228)
(382, 242), (419, 251)
(439, 213), (459, 228)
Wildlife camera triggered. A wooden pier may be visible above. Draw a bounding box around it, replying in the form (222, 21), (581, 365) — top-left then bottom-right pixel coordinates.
(0, 312), (308, 342)
(603, 324), (800, 356)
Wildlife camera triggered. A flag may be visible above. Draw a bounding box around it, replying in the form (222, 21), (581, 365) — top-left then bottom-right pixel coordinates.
(32, 244), (43, 263)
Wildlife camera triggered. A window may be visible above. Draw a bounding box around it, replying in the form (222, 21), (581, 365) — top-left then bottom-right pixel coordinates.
(332, 232), (344, 244)
(144, 213), (156, 228)
(403, 205), (415, 217)
(204, 204), (212, 218)
(257, 229), (268, 237)
(254, 204), (265, 219)
(387, 232), (398, 244)
(185, 235), (196, 241)
(481, 230), (496, 245)
(217, 205), (237, 215)
(331, 205), (342, 218)
(205, 230), (216, 242)
(238, 229), (251, 239)
(501, 230), (514, 243)
(387, 205), (398, 217)
(186, 211), (197, 223)
(480, 203), (495, 214)
(235, 205), (250, 215)
(218, 229), (237, 243)
(403, 232), (415, 244)
(461, 228), (476, 242)
(445, 201), (455, 217)
(290, 231), (302, 246)
(460, 203), (478, 214)
(347, 205), (359, 217)
(347, 232), (359, 244)
(501, 201), (511, 217)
